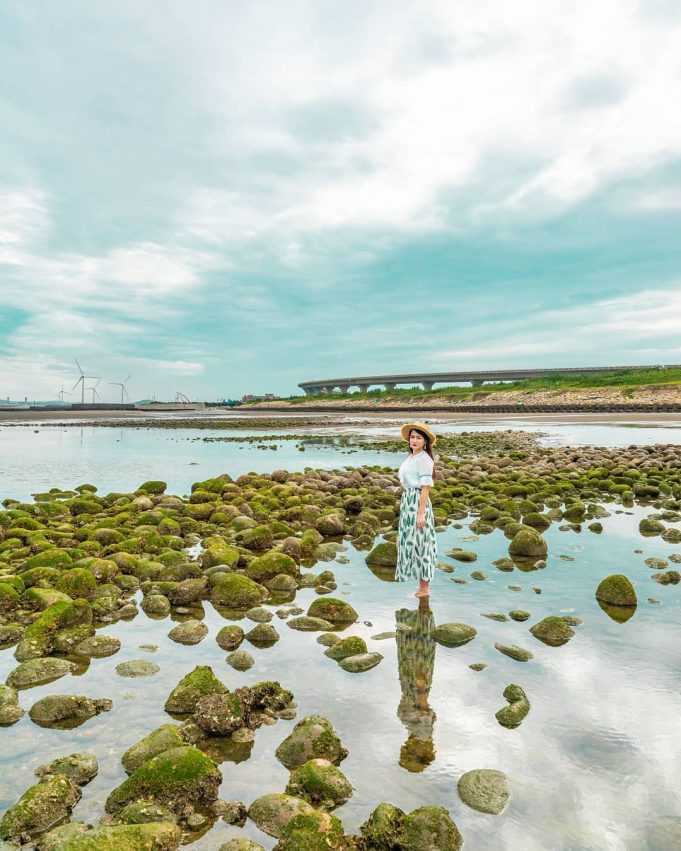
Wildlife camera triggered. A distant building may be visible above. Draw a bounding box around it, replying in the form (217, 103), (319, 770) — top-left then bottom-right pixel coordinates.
(241, 393), (279, 402)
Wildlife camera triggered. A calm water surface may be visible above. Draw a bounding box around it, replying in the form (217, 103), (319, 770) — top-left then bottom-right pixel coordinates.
(1, 418), (680, 849)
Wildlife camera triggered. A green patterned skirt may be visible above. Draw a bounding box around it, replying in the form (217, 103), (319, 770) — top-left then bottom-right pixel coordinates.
(396, 487), (438, 583)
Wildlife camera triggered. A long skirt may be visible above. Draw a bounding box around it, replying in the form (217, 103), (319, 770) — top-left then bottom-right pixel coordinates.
(396, 487), (438, 583)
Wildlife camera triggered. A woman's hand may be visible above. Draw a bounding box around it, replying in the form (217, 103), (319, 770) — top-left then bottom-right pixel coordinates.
(416, 511), (426, 529)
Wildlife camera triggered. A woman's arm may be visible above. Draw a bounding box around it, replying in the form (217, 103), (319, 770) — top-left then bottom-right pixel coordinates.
(417, 485), (431, 529)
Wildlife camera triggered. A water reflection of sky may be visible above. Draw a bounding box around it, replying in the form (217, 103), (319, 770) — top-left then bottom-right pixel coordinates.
(1, 500), (680, 849)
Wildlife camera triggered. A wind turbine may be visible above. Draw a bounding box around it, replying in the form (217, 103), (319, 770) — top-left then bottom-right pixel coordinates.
(88, 379), (102, 404)
(109, 375), (131, 403)
(57, 386), (70, 402)
(72, 360), (100, 404)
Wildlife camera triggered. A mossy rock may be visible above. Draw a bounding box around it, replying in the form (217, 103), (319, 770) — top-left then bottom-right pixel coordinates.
(0, 582), (20, 612)
(0, 774), (81, 842)
(508, 528), (547, 559)
(245, 623), (280, 645)
(141, 594), (171, 616)
(22, 587), (72, 612)
(35, 752), (98, 787)
(339, 652), (383, 673)
(275, 715), (348, 769)
(457, 768), (509, 815)
(227, 649), (254, 671)
(285, 758), (352, 810)
(307, 597), (357, 625)
(246, 550), (299, 583)
(288, 616), (335, 632)
(495, 683), (530, 729)
(399, 805), (463, 850)
(447, 548), (477, 563)
(105, 746), (221, 815)
(210, 573), (268, 608)
(194, 691), (245, 735)
(639, 517), (665, 535)
(28, 694), (112, 727)
(164, 665), (227, 714)
(23, 549), (73, 570)
(324, 636), (367, 661)
(201, 541), (240, 570)
(7, 657), (75, 689)
(529, 616), (575, 647)
(360, 802), (405, 849)
(218, 839), (264, 850)
(114, 800), (176, 825)
(276, 810), (347, 850)
(595, 574), (637, 607)
(0, 684), (24, 726)
(18, 566), (62, 588)
(55, 568), (97, 599)
(122, 723), (186, 774)
(235, 525), (274, 551)
(432, 623), (476, 648)
(216, 625), (244, 651)
(248, 793), (317, 838)
(365, 542), (397, 567)
(52, 821), (181, 849)
(138, 481), (167, 495)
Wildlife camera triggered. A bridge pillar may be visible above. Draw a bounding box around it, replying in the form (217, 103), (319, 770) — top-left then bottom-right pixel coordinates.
(384, 383), (396, 391)
(303, 387), (316, 396)
(357, 384), (370, 393)
(422, 381), (434, 391)
(338, 384), (349, 393)
(471, 379), (484, 387)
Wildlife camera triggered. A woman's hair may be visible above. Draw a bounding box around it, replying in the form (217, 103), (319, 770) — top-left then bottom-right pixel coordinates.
(408, 428), (435, 461)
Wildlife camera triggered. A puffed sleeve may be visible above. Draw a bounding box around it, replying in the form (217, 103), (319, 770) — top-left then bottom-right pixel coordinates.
(417, 453), (434, 487)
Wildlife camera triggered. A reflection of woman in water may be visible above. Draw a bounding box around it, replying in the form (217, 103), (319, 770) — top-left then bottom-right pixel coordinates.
(395, 597), (437, 772)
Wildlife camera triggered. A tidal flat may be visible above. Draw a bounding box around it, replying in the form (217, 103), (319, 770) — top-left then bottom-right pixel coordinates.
(0, 418), (680, 849)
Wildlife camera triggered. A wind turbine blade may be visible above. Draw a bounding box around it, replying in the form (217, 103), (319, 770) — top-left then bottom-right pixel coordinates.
(71, 378), (81, 391)
(74, 358), (83, 375)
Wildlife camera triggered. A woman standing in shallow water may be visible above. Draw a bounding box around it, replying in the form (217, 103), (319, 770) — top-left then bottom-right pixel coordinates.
(396, 422), (438, 597)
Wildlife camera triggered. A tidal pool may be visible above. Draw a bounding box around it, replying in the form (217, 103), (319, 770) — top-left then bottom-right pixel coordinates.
(1, 498), (680, 849)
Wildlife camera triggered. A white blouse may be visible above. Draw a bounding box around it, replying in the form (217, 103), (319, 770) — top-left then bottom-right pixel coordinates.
(398, 451), (434, 489)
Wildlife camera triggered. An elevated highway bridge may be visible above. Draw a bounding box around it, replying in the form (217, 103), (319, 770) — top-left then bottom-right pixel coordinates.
(298, 364), (680, 395)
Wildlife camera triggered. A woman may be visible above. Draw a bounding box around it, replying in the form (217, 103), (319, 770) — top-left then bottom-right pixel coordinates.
(396, 422), (438, 597)
(396, 597), (437, 772)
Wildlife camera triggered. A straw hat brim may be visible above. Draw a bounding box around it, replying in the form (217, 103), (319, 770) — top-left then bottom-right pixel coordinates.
(400, 422), (437, 446)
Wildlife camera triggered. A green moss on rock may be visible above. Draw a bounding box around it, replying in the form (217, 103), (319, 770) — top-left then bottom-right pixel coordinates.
(210, 573), (268, 608)
(164, 665), (227, 714)
(246, 550), (299, 583)
(275, 715), (348, 770)
(0, 774), (81, 842)
(596, 574), (637, 607)
(307, 597), (357, 625)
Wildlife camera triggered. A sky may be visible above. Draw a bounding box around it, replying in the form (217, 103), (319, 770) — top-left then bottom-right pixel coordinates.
(1, 0), (681, 402)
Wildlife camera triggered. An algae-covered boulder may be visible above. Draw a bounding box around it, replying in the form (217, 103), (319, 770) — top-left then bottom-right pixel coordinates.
(457, 769), (509, 815)
(218, 840), (265, 851)
(246, 550), (299, 584)
(216, 625), (244, 651)
(23, 548), (73, 570)
(275, 809), (347, 850)
(0, 582), (19, 612)
(0, 684), (24, 725)
(116, 660), (160, 678)
(235, 525), (273, 551)
(29, 695), (112, 727)
(639, 517), (665, 535)
(447, 548), (477, 563)
(142, 594), (171, 616)
(339, 652), (383, 673)
(307, 597), (357, 625)
(276, 715), (348, 769)
(7, 657), (76, 689)
(164, 665), (227, 714)
(122, 723), (186, 774)
(14, 599), (93, 661)
(0, 774), (81, 843)
(508, 528), (547, 559)
(35, 752), (98, 786)
(55, 568), (97, 599)
(168, 619), (208, 645)
(210, 573), (268, 608)
(194, 692), (245, 735)
(201, 540), (240, 570)
(324, 636), (367, 661)
(245, 623), (280, 645)
(138, 480), (167, 495)
(529, 616), (575, 647)
(359, 803), (462, 851)
(227, 649), (254, 671)
(495, 684), (530, 729)
(316, 513), (345, 537)
(288, 616), (334, 632)
(595, 574), (637, 607)
(365, 542), (397, 567)
(494, 643), (533, 662)
(285, 759), (352, 810)
(432, 623), (476, 648)
(49, 821), (181, 849)
(34, 821), (91, 850)
(105, 746), (221, 815)
(248, 793), (317, 838)
(73, 634), (121, 657)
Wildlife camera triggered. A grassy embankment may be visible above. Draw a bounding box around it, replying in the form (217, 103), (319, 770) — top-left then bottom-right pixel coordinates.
(247, 367), (681, 405)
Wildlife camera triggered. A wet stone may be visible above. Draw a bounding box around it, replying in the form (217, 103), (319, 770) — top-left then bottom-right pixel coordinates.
(74, 634), (121, 657)
(494, 643), (533, 662)
(227, 650), (254, 671)
(495, 684), (530, 729)
(509, 610), (530, 622)
(168, 619), (208, 645)
(35, 752), (98, 786)
(458, 768), (510, 815)
(481, 613), (508, 622)
(339, 652), (383, 673)
(7, 658), (75, 690)
(116, 660), (160, 678)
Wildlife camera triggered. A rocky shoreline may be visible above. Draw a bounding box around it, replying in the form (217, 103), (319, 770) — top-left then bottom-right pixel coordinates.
(1, 433), (680, 847)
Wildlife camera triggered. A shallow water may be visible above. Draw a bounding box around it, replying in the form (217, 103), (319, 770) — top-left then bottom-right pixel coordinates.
(2, 418), (681, 849)
(1, 502), (680, 850)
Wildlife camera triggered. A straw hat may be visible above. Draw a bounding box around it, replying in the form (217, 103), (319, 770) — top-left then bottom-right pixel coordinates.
(400, 421), (437, 446)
